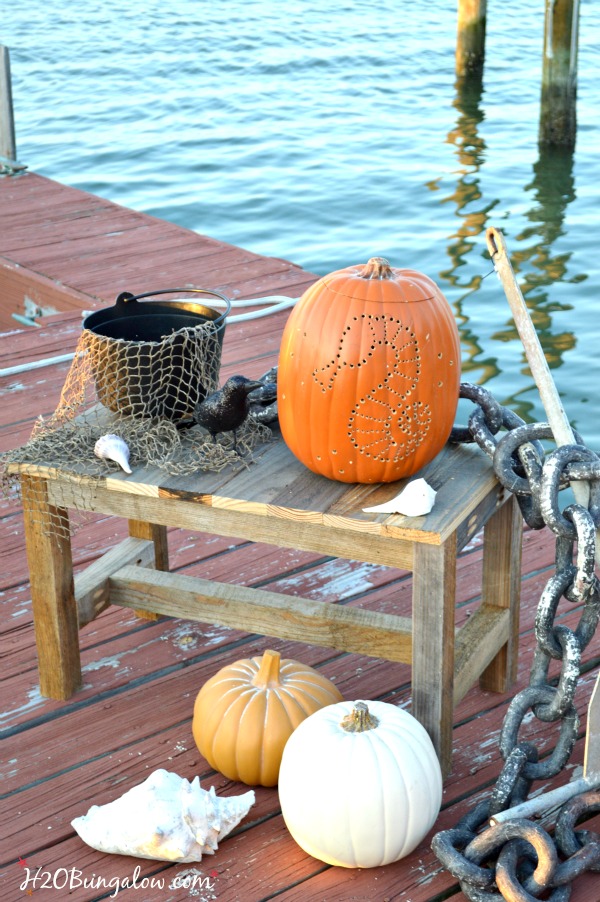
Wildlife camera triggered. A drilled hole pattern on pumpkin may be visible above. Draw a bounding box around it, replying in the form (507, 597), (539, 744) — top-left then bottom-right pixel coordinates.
(312, 314), (433, 462)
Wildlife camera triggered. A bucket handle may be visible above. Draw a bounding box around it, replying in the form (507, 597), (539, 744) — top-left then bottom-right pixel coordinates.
(115, 287), (231, 324)
(114, 287), (300, 324)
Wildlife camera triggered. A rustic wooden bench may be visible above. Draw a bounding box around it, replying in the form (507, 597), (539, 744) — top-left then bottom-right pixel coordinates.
(13, 435), (522, 776)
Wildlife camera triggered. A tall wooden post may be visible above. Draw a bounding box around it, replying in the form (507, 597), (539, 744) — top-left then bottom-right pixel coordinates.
(539, 0), (580, 147)
(456, 0), (487, 77)
(0, 45), (17, 160)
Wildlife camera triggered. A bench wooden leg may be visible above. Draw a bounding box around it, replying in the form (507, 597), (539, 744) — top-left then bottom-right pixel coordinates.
(479, 494), (523, 692)
(128, 519), (169, 620)
(21, 475), (81, 699)
(412, 537), (457, 777)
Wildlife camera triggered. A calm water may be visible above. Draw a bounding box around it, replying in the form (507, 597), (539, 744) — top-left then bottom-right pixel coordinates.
(4, 1), (600, 446)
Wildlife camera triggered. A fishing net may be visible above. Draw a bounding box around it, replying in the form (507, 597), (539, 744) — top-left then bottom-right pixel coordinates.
(1, 307), (272, 539)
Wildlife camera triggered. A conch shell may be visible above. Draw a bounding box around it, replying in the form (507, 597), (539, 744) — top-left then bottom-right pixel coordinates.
(72, 769), (255, 862)
(94, 433), (132, 474)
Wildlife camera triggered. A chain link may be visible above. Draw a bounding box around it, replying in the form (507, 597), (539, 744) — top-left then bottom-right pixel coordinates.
(432, 383), (600, 901)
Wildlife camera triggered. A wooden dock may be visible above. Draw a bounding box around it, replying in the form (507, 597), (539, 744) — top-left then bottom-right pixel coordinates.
(1, 171), (599, 902)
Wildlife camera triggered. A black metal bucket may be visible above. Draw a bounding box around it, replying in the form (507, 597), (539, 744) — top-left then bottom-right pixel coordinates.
(82, 288), (230, 420)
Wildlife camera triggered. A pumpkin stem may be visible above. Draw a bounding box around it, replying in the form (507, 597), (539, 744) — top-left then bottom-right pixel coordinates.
(340, 701), (379, 732)
(251, 649), (282, 688)
(360, 257), (394, 280)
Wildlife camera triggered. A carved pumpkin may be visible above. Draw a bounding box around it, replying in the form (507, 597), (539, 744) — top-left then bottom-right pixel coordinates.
(278, 700), (443, 867)
(192, 649), (342, 787)
(277, 257), (461, 483)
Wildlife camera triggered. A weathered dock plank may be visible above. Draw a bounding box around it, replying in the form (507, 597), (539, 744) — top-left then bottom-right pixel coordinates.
(0, 172), (315, 330)
(2, 172), (600, 902)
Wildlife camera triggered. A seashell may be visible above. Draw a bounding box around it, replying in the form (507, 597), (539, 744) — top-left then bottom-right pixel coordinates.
(362, 477), (437, 516)
(94, 433), (132, 474)
(72, 768), (255, 863)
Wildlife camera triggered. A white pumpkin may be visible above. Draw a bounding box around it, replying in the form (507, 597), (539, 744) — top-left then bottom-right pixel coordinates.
(278, 699), (442, 868)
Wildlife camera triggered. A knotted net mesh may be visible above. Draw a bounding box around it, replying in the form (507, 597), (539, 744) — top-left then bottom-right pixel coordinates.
(1, 310), (271, 537)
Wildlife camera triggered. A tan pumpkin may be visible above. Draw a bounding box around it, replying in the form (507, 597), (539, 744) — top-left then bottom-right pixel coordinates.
(277, 257), (461, 483)
(192, 649), (343, 786)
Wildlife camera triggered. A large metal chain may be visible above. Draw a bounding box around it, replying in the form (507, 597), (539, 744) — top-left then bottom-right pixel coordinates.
(431, 383), (600, 901)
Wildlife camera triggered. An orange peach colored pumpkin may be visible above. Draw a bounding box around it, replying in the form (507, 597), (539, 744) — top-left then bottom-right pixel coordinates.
(277, 257), (461, 483)
(192, 649), (343, 787)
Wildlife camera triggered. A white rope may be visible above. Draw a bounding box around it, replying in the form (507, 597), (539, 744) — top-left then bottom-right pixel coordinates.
(0, 352), (83, 378)
(0, 295), (300, 377)
(211, 294), (299, 323)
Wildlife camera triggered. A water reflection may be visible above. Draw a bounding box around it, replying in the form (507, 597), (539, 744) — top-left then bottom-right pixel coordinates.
(439, 72), (491, 289)
(428, 73), (500, 385)
(493, 146), (580, 363)
(491, 144), (581, 421)
(433, 72), (583, 424)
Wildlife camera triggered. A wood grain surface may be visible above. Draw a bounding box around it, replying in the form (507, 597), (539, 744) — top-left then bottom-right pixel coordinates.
(2, 172), (599, 902)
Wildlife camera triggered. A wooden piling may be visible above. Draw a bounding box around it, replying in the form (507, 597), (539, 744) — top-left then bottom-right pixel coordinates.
(0, 45), (17, 161)
(456, 0), (487, 77)
(539, 0), (580, 147)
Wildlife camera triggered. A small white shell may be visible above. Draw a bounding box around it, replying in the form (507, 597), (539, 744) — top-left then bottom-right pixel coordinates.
(72, 769), (255, 862)
(94, 433), (132, 474)
(363, 478), (437, 516)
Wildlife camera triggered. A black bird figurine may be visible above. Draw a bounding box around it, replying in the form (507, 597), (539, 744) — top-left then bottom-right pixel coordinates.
(247, 365), (279, 426)
(194, 375), (262, 451)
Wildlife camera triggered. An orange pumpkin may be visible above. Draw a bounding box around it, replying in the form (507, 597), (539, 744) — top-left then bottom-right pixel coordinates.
(277, 257), (461, 483)
(192, 649), (343, 787)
